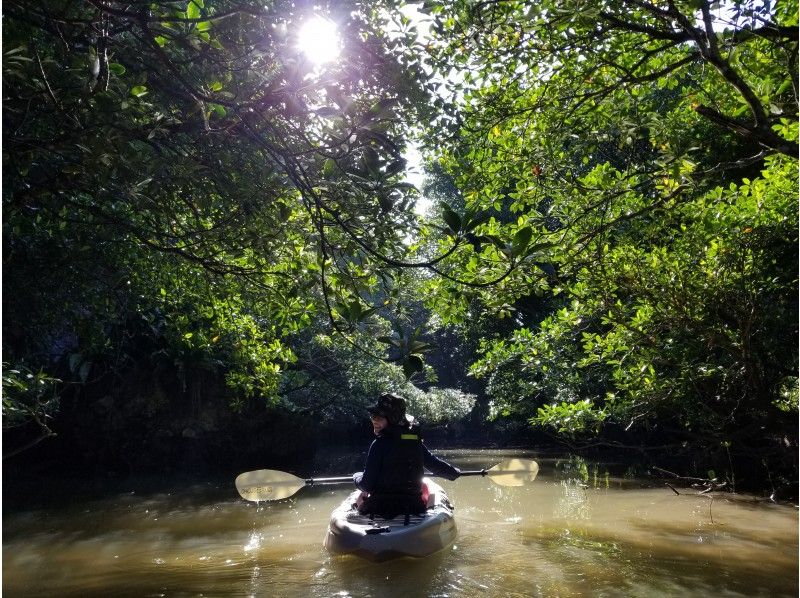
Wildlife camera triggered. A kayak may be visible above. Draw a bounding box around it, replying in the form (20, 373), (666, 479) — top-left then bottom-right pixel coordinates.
(323, 477), (456, 561)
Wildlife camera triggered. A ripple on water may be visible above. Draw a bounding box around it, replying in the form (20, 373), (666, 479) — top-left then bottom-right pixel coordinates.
(3, 450), (798, 598)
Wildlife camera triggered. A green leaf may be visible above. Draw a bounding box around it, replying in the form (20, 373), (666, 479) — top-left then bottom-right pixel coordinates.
(186, 0), (201, 19)
(441, 204), (461, 234)
(335, 302), (350, 321)
(485, 234), (505, 249)
(402, 355), (424, 378)
(409, 340), (435, 353)
(776, 78), (792, 95)
(108, 63), (126, 75)
(377, 336), (402, 348)
(323, 158), (337, 177)
(130, 85), (148, 97)
(511, 226), (532, 257)
(357, 307), (377, 321)
(463, 209), (489, 231)
(527, 241), (556, 253)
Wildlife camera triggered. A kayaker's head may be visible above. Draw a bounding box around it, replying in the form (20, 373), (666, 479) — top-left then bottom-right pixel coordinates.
(368, 412), (389, 436)
(368, 393), (406, 434)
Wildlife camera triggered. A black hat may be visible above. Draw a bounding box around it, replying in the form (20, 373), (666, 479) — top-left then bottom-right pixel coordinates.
(367, 393), (406, 425)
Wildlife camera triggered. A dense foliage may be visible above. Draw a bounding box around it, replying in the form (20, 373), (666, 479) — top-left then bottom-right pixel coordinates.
(407, 0), (798, 476)
(2, 0), (446, 452)
(3, 0), (797, 489)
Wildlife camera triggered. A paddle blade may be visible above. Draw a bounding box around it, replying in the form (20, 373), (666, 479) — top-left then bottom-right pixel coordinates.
(487, 458), (539, 486)
(235, 469), (306, 502)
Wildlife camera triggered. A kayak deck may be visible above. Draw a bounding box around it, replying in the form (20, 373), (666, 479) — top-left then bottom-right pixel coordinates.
(323, 478), (457, 561)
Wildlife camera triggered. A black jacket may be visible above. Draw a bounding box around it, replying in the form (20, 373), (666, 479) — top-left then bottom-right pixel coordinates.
(353, 423), (460, 496)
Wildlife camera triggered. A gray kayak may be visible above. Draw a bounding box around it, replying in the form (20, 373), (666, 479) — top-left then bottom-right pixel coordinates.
(323, 478), (457, 561)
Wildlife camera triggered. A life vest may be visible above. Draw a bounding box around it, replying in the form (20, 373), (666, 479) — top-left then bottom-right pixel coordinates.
(375, 423), (424, 496)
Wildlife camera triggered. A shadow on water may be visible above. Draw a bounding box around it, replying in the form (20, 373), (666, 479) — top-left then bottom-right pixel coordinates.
(3, 448), (798, 597)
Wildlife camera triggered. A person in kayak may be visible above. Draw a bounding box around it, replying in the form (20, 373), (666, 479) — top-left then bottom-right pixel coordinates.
(353, 393), (460, 519)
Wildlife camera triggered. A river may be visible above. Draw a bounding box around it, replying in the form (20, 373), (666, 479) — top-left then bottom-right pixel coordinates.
(3, 449), (797, 597)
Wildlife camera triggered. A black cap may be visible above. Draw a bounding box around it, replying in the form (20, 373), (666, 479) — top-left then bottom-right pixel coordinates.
(367, 393), (406, 425)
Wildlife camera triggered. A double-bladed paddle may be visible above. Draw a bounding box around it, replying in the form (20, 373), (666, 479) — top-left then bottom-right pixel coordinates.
(235, 458), (539, 502)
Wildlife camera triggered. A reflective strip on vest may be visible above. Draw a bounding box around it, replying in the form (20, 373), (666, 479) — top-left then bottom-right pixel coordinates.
(400, 434), (419, 440)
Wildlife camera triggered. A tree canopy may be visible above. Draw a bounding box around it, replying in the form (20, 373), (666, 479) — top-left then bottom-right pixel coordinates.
(409, 0), (797, 467)
(3, 0), (797, 486)
(4, 1), (434, 400)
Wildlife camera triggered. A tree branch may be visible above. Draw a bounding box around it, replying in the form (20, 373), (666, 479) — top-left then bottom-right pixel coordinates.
(694, 105), (799, 157)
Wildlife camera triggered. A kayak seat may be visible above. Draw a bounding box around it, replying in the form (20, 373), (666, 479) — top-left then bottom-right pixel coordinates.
(357, 492), (427, 520)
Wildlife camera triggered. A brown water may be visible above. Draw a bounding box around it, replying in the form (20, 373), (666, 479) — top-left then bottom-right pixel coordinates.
(3, 449), (798, 597)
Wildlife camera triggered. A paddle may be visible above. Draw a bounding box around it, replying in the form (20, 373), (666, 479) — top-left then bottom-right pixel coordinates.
(235, 458), (539, 502)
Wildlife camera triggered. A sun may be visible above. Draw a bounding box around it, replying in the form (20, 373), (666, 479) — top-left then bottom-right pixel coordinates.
(297, 17), (340, 66)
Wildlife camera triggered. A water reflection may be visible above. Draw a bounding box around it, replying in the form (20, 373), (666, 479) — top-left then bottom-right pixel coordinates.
(3, 449), (797, 597)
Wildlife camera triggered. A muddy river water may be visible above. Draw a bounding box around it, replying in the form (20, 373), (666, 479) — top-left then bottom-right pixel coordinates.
(3, 449), (797, 597)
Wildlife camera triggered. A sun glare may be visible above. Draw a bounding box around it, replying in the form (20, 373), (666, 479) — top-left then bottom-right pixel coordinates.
(297, 17), (340, 66)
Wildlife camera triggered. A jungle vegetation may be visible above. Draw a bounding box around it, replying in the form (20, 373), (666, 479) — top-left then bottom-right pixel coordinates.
(3, 0), (797, 491)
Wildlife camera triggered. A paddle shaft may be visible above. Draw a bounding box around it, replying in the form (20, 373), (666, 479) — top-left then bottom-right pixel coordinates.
(304, 476), (352, 486)
(304, 468), (516, 485)
(459, 469), (490, 477)
(300, 473), (455, 487)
